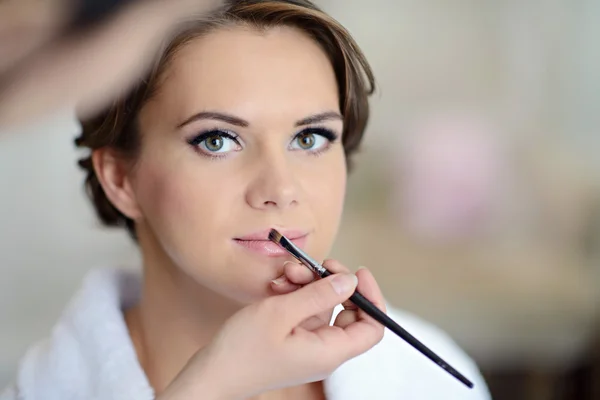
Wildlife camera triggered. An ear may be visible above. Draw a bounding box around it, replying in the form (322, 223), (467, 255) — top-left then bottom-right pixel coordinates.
(92, 148), (142, 220)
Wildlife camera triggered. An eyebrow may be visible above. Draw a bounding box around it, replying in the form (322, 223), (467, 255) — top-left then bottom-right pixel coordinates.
(177, 112), (249, 128)
(176, 110), (343, 129)
(295, 111), (343, 126)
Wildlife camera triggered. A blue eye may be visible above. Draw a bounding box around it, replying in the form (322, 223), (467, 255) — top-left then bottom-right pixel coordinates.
(290, 128), (338, 152)
(188, 130), (241, 155)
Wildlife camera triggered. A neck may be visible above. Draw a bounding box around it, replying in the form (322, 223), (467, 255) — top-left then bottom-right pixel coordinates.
(125, 226), (242, 395)
(124, 225), (325, 399)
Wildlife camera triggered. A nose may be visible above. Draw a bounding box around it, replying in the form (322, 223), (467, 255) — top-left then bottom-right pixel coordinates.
(245, 153), (299, 211)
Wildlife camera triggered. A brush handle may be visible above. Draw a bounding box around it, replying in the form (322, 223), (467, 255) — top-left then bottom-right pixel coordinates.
(321, 269), (474, 389)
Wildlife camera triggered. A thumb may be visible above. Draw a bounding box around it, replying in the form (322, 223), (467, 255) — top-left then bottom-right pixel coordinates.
(280, 273), (358, 327)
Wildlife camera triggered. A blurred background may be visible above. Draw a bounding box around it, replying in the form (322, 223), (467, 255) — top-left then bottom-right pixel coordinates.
(1, 1), (599, 399)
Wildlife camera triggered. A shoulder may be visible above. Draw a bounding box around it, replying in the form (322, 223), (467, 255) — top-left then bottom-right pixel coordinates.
(4, 268), (152, 400)
(325, 304), (491, 400)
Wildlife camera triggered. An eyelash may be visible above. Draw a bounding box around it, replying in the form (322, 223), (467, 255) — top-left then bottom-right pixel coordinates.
(187, 129), (239, 146)
(292, 127), (339, 156)
(298, 127), (338, 142)
(186, 127), (340, 159)
(187, 129), (241, 159)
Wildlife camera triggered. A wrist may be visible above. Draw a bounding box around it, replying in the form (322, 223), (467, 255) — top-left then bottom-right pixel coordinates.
(159, 374), (229, 400)
(157, 348), (241, 400)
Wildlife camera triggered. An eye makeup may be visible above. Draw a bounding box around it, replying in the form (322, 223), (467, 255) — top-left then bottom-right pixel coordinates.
(186, 125), (340, 159)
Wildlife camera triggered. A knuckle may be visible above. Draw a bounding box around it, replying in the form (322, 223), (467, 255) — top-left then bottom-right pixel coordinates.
(298, 267), (315, 280)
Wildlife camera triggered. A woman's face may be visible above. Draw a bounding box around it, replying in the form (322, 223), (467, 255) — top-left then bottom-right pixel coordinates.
(131, 25), (347, 304)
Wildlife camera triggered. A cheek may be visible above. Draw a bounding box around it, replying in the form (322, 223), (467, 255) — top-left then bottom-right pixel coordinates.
(133, 160), (192, 227)
(319, 151), (347, 209)
(131, 155), (231, 245)
(302, 152), (347, 238)
(318, 162), (346, 216)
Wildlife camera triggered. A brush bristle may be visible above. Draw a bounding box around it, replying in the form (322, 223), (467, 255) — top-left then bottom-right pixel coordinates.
(268, 229), (283, 243)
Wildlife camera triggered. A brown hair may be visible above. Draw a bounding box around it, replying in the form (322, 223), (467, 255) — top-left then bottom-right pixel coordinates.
(75, 0), (375, 239)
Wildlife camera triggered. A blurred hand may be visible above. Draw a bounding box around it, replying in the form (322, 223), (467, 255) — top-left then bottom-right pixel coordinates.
(159, 261), (386, 400)
(0, 0), (220, 129)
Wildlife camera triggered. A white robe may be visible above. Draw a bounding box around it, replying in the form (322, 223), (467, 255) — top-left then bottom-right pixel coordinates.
(1, 268), (491, 400)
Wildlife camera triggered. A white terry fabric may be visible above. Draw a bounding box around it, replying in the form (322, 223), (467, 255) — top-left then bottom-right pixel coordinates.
(2, 268), (491, 400)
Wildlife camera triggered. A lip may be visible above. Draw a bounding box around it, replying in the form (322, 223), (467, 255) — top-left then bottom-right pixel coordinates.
(233, 228), (309, 257)
(236, 228), (308, 241)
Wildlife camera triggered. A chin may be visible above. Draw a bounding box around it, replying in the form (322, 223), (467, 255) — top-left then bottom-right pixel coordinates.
(193, 269), (278, 306)
(222, 286), (274, 306)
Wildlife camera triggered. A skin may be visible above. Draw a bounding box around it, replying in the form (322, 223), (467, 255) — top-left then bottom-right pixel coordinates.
(157, 266), (385, 400)
(1, 2), (386, 397)
(0, 0), (220, 128)
(94, 25), (353, 399)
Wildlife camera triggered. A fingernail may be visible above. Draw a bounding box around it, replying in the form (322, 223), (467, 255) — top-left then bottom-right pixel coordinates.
(271, 275), (287, 285)
(357, 266), (367, 271)
(331, 274), (358, 295)
(282, 261), (296, 268)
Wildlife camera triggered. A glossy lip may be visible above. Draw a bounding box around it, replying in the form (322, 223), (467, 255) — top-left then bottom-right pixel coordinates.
(236, 228), (308, 241)
(233, 228), (309, 257)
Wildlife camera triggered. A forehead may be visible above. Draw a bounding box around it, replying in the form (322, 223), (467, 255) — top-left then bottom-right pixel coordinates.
(146, 25), (340, 125)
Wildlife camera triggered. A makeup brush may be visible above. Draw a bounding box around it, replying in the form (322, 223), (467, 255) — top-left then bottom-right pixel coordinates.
(268, 229), (474, 389)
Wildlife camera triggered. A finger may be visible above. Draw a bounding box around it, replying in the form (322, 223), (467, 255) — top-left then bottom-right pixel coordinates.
(334, 267), (385, 329)
(297, 313), (331, 331)
(282, 261), (315, 285)
(0, 0), (220, 128)
(0, 0), (70, 73)
(341, 300), (358, 310)
(353, 267), (387, 320)
(328, 318), (384, 360)
(322, 259), (353, 309)
(329, 267), (386, 355)
(288, 268), (385, 364)
(339, 266), (382, 310)
(336, 312), (385, 356)
(338, 267), (385, 315)
(281, 258), (352, 287)
(272, 258), (353, 295)
(301, 315), (383, 364)
(321, 259), (351, 274)
(270, 275), (301, 294)
(332, 309), (359, 329)
(276, 272), (358, 327)
(324, 267), (385, 356)
(331, 264), (374, 310)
